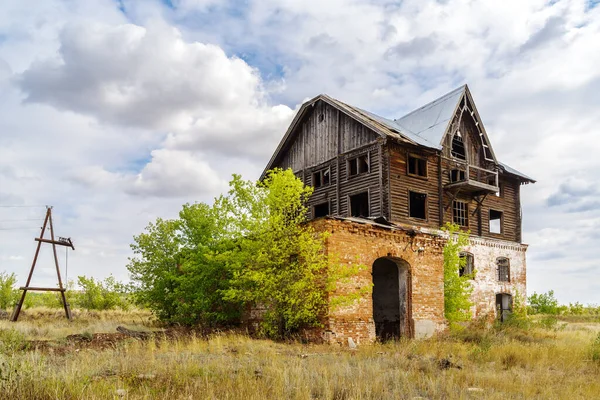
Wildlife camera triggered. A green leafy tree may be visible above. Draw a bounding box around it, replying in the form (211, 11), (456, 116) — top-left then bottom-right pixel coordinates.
(220, 170), (335, 338)
(442, 223), (474, 329)
(527, 290), (560, 315)
(128, 218), (182, 321)
(0, 271), (18, 309)
(127, 169), (363, 337)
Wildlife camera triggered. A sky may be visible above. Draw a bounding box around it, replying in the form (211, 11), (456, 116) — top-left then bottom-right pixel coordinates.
(0, 0), (599, 304)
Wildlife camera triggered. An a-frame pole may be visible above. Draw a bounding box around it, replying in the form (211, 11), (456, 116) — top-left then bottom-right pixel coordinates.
(11, 208), (50, 321)
(48, 209), (72, 320)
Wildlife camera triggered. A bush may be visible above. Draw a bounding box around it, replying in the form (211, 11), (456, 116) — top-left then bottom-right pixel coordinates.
(76, 276), (130, 311)
(527, 290), (560, 315)
(0, 272), (18, 310)
(0, 328), (27, 354)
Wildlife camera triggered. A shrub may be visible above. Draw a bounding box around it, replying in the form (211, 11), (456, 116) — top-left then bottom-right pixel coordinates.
(441, 223), (474, 330)
(590, 333), (600, 364)
(527, 290), (560, 315)
(0, 328), (27, 354)
(76, 276), (130, 311)
(0, 272), (18, 310)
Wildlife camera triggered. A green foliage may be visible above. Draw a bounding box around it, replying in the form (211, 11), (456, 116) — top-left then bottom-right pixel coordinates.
(76, 275), (130, 311)
(500, 290), (531, 330)
(527, 290), (560, 315)
(128, 169), (364, 338)
(441, 223), (474, 329)
(0, 272), (18, 310)
(0, 329), (27, 354)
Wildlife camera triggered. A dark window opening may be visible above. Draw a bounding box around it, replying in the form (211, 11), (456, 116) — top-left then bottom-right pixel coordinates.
(314, 202), (330, 218)
(318, 113), (325, 123)
(497, 257), (510, 282)
(348, 155), (369, 176)
(409, 191), (427, 220)
(312, 168), (330, 188)
(459, 252), (474, 278)
(451, 132), (466, 160)
(451, 169), (466, 182)
(350, 192), (369, 218)
(489, 209), (502, 234)
(408, 156), (427, 177)
(453, 200), (468, 227)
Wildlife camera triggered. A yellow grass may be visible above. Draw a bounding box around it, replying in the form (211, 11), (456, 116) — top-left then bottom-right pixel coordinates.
(1, 309), (599, 399)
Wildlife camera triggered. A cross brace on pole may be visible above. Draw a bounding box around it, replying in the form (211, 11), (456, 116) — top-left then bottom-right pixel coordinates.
(11, 207), (74, 322)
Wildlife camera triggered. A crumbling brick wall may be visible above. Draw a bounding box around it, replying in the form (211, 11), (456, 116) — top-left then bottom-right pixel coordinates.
(312, 218), (447, 344)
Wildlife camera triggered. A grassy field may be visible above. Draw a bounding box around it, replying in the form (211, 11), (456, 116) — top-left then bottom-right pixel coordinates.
(1, 309), (599, 399)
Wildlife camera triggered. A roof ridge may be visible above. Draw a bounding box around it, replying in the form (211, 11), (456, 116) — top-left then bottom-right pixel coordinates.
(395, 84), (466, 122)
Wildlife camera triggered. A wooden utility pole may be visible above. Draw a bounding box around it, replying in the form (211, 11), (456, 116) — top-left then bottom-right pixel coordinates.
(11, 206), (75, 321)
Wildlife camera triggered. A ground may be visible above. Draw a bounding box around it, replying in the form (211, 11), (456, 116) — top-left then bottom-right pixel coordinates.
(1, 309), (599, 399)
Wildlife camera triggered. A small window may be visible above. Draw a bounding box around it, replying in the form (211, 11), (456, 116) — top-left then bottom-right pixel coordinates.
(312, 168), (330, 188)
(489, 210), (502, 234)
(450, 169), (466, 182)
(314, 202), (330, 218)
(408, 155), (427, 177)
(453, 200), (468, 227)
(451, 132), (466, 160)
(497, 257), (510, 282)
(349, 192), (369, 217)
(409, 191), (427, 220)
(318, 113), (325, 123)
(348, 155), (369, 177)
(459, 252), (474, 278)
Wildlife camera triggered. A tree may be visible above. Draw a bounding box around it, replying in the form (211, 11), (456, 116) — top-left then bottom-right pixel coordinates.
(442, 223), (474, 329)
(219, 170), (332, 338)
(127, 168), (361, 337)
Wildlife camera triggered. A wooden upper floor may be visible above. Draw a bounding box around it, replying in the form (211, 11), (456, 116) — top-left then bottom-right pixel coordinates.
(262, 86), (535, 243)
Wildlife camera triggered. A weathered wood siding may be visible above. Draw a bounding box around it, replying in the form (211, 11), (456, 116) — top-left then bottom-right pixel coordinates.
(388, 143), (440, 228)
(272, 100), (383, 219)
(440, 162), (522, 242)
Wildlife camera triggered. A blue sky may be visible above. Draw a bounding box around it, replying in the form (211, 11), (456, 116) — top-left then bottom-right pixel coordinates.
(0, 0), (600, 304)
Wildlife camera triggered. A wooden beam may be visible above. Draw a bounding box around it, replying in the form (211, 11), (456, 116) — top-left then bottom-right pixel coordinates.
(19, 287), (66, 292)
(35, 237), (75, 249)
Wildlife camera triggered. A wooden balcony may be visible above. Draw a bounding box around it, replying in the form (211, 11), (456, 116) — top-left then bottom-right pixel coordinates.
(445, 160), (498, 194)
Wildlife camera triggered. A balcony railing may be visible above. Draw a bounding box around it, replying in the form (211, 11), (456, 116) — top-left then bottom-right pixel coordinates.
(445, 159), (498, 194)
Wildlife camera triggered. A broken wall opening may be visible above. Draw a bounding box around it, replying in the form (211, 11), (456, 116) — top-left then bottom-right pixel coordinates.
(349, 192), (369, 217)
(372, 257), (410, 341)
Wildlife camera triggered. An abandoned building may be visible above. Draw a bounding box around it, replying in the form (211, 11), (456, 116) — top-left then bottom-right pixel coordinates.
(261, 84), (535, 343)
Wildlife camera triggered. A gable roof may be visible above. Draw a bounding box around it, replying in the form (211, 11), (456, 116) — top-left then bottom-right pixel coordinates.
(263, 86), (534, 183)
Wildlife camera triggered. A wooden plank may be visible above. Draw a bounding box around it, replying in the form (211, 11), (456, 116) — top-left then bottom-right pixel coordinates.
(19, 287), (66, 292)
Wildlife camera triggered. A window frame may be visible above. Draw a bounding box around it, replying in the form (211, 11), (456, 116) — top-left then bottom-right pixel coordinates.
(452, 200), (469, 227)
(407, 153), (428, 179)
(348, 190), (370, 218)
(408, 190), (428, 221)
(347, 153), (370, 178)
(496, 257), (510, 282)
(451, 131), (467, 160)
(312, 167), (331, 189)
(489, 209), (503, 234)
(313, 201), (330, 218)
(459, 252), (475, 279)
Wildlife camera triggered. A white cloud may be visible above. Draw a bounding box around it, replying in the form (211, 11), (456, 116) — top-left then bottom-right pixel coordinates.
(1, 0), (600, 304)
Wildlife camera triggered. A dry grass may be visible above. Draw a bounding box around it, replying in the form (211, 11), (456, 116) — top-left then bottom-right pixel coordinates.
(1, 309), (599, 399)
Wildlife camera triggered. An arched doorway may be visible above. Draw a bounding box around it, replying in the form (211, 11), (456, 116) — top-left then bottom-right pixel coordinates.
(372, 257), (410, 341)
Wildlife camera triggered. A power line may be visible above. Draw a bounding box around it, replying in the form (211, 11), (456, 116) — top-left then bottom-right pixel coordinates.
(0, 218), (45, 222)
(0, 227), (42, 231)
